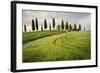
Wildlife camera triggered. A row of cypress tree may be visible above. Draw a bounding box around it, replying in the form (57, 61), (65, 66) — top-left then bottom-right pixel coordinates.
(31, 18), (56, 31)
(24, 18), (81, 32)
(57, 22), (81, 31)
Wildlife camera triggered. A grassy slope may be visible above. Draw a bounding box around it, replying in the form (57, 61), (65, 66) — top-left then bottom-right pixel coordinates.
(23, 31), (91, 62)
(23, 30), (66, 44)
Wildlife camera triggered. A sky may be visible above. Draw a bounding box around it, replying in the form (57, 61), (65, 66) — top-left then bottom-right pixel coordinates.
(22, 10), (91, 31)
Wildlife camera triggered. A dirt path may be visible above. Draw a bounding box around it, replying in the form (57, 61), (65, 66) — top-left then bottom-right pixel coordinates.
(23, 33), (66, 49)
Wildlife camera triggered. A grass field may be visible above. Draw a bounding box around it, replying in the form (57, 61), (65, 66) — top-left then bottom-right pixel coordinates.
(23, 30), (66, 44)
(23, 31), (91, 62)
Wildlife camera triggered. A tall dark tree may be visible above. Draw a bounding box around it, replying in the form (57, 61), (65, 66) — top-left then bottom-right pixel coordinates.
(73, 24), (77, 31)
(84, 27), (85, 31)
(78, 24), (81, 31)
(24, 25), (26, 32)
(44, 19), (47, 29)
(53, 18), (55, 30)
(49, 24), (51, 31)
(36, 18), (38, 31)
(65, 22), (68, 30)
(32, 19), (35, 31)
(58, 24), (60, 31)
(69, 24), (72, 31)
(61, 20), (64, 30)
(41, 24), (43, 31)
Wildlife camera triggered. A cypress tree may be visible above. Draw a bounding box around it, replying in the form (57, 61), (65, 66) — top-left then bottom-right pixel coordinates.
(65, 22), (68, 30)
(32, 19), (35, 31)
(24, 25), (26, 32)
(69, 24), (72, 31)
(44, 19), (47, 29)
(61, 20), (64, 30)
(73, 24), (77, 31)
(49, 24), (51, 31)
(79, 24), (81, 31)
(36, 18), (38, 31)
(58, 24), (60, 31)
(53, 18), (55, 30)
(84, 27), (85, 31)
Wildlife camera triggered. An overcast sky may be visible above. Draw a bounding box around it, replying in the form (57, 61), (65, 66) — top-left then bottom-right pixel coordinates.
(22, 10), (91, 31)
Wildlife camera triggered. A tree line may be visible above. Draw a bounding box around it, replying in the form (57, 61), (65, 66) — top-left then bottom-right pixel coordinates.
(24, 18), (82, 32)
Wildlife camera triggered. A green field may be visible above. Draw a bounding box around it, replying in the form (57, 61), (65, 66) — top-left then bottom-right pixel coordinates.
(23, 31), (91, 62)
(23, 31), (66, 44)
